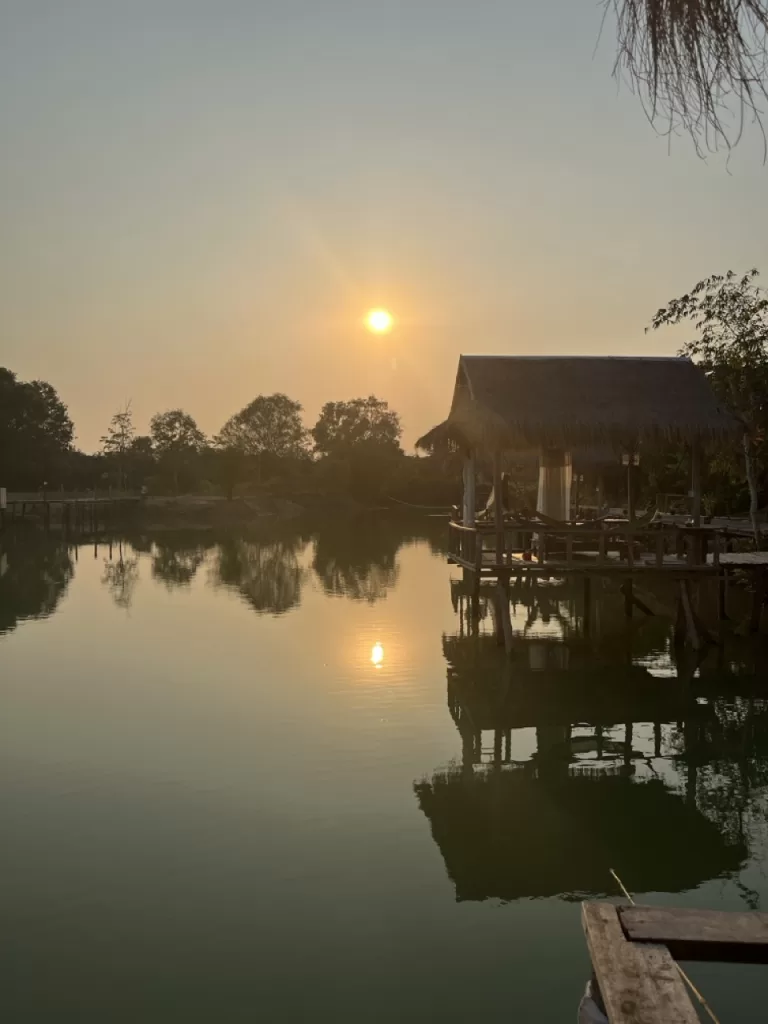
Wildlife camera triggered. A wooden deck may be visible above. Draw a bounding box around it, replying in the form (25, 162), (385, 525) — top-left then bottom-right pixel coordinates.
(582, 901), (768, 1022)
(447, 518), (768, 649)
(447, 518), (763, 578)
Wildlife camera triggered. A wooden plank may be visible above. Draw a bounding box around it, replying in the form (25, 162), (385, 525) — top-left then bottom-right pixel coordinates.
(620, 905), (768, 964)
(582, 902), (698, 1023)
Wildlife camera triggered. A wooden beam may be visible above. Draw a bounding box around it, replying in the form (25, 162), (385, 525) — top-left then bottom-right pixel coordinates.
(495, 577), (514, 654)
(493, 450), (505, 566)
(462, 451), (476, 527)
(619, 905), (768, 965)
(691, 440), (702, 530)
(582, 902), (698, 1023)
(626, 458), (636, 523)
(679, 580), (702, 650)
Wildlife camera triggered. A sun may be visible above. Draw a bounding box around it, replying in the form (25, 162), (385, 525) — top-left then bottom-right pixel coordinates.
(366, 308), (393, 334)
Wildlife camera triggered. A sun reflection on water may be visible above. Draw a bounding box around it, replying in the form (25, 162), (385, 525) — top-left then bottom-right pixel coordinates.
(370, 642), (384, 668)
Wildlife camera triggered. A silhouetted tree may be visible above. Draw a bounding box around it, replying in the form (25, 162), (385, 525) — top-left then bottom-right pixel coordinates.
(311, 396), (404, 500)
(215, 393), (308, 487)
(311, 396), (402, 456)
(649, 269), (768, 540)
(127, 435), (156, 490)
(0, 368), (74, 488)
(100, 403), (135, 492)
(150, 409), (206, 493)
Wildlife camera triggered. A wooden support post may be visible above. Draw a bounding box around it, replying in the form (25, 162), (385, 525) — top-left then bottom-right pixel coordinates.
(717, 570), (728, 622)
(624, 579), (634, 618)
(496, 576), (513, 654)
(679, 580), (702, 651)
(598, 529), (606, 566)
(626, 458), (635, 523)
(493, 451), (505, 567)
(462, 451), (476, 527)
(620, 582), (654, 617)
(655, 533), (664, 569)
(691, 438), (702, 529)
(583, 575), (592, 638)
(493, 729), (502, 769)
(749, 570), (766, 633)
(624, 722), (632, 766)
(654, 722), (662, 758)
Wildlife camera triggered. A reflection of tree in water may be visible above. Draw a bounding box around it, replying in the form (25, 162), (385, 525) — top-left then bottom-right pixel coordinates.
(0, 537), (74, 635)
(151, 541), (207, 589)
(101, 542), (140, 610)
(213, 534), (307, 615)
(671, 696), (768, 892)
(312, 519), (401, 602)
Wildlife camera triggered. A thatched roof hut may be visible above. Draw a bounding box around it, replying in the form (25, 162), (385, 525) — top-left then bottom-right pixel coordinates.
(417, 355), (740, 453)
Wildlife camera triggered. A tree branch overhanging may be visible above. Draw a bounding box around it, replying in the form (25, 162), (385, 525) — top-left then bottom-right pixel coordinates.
(608, 0), (768, 153)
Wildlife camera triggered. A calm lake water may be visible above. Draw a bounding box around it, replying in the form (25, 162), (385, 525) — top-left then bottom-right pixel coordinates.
(1, 517), (767, 1022)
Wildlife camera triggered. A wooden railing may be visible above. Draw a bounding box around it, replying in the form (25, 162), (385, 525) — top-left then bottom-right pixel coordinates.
(448, 518), (729, 572)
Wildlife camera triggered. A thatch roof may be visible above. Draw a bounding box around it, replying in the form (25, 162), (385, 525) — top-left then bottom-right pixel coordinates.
(417, 355), (740, 452)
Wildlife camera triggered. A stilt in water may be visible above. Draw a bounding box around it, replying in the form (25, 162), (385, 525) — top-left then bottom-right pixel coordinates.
(583, 575), (592, 638)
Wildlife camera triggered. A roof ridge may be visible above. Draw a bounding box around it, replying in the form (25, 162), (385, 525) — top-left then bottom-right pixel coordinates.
(460, 354), (687, 362)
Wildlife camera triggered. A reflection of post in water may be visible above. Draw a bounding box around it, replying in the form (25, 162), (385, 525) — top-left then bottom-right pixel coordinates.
(451, 573), (666, 648)
(419, 629), (768, 902)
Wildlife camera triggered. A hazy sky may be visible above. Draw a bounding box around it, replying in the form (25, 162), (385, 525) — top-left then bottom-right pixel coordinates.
(2, 1), (766, 451)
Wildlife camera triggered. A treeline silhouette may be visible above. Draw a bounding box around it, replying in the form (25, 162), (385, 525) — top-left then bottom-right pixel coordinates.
(0, 368), (460, 505)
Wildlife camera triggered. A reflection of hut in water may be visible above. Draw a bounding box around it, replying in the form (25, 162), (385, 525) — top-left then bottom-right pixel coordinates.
(414, 767), (746, 901)
(426, 628), (768, 903)
(442, 633), (689, 737)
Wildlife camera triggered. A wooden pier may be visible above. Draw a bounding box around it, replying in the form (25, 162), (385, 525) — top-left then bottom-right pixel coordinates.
(0, 495), (140, 533)
(582, 901), (768, 1022)
(448, 515), (768, 650)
